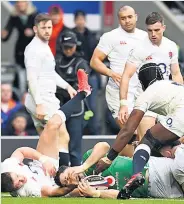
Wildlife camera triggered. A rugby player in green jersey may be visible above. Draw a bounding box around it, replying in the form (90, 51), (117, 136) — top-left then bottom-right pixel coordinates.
(54, 142), (184, 199)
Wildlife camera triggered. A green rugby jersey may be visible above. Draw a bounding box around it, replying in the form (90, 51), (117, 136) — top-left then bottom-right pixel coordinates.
(83, 149), (149, 198)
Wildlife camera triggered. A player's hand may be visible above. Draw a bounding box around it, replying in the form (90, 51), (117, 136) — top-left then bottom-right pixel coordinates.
(118, 105), (129, 124)
(65, 165), (85, 177)
(95, 157), (112, 174)
(36, 104), (46, 120)
(24, 28), (34, 37)
(1, 29), (8, 39)
(67, 85), (77, 98)
(42, 160), (56, 177)
(78, 179), (98, 198)
(109, 70), (121, 87)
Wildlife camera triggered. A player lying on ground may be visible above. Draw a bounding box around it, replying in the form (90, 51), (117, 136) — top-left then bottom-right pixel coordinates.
(93, 63), (184, 199)
(1, 70), (91, 197)
(54, 141), (184, 199)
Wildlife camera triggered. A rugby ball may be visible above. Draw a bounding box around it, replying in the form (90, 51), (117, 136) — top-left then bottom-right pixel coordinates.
(84, 175), (109, 190)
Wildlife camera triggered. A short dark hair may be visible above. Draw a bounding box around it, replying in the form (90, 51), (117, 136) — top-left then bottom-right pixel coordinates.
(1, 173), (15, 192)
(34, 13), (51, 26)
(54, 165), (69, 187)
(74, 10), (86, 20)
(145, 12), (164, 25)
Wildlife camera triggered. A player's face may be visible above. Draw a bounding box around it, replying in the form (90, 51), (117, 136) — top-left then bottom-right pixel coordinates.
(147, 22), (166, 45)
(10, 172), (27, 190)
(62, 45), (77, 57)
(59, 170), (80, 187)
(34, 20), (53, 42)
(118, 9), (137, 33)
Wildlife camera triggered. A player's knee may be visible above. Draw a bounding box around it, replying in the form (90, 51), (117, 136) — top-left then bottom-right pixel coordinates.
(47, 117), (62, 130)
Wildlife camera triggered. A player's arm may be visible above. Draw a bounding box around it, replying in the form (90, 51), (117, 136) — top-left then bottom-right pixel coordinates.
(11, 147), (56, 176)
(41, 186), (75, 197)
(95, 89), (152, 173)
(170, 43), (183, 84)
(25, 50), (46, 120)
(90, 48), (111, 76)
(55, 72), (77, 98)
(119, 62), (137, 124)
(65, 142), (110, 175)
(11, 147), (44, 162)
(78, 179), (119, 199)
(170, 63), (183, 84)
(90, 34), (121, 85)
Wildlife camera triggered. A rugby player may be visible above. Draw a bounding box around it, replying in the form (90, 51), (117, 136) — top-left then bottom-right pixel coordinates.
(1, 69), (91, 197)
(90, 6), (147, 157)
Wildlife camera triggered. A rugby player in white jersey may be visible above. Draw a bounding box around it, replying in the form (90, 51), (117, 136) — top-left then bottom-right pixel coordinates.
(1, 68), (92, 197)
(90, 6), (147, 156)
(119, 12), (183, 140)
(94, 63), (184, 199)
(24, 13), (77, 166)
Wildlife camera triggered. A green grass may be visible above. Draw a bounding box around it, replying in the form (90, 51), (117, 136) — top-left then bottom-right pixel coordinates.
(1, 197), (184, 204)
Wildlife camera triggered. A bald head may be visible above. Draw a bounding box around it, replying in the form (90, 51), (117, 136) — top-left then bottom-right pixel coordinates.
(118, 6), (136, 17)
(117, 5), (137, 33)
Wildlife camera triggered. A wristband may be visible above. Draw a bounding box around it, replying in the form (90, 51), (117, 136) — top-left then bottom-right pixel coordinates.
(93, 190), (101, 198)
(120, 99), (128, 107)
(107, 148), (119, 161)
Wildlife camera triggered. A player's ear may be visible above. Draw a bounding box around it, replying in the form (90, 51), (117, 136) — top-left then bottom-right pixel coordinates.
(33, 26), (37, 34)
(135, 14), (138, 22)
(162, 24), (166, 32)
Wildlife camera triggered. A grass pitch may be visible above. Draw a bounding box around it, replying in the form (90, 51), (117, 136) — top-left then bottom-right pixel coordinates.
(1, 197), (184, 204)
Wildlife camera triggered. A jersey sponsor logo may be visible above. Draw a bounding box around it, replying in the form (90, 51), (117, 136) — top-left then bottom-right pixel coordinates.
(169, 51), (173, 59)
(120, 41), (127, 45)
(145, 55), (153, 61)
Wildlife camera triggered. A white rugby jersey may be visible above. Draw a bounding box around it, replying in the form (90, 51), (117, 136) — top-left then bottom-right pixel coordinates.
(134, 80), (184, 116)
(97, 26), (147, 90)
(24, 36), (68, 104)
(1, 158), (55, 197)
(127, 36), (178, 80)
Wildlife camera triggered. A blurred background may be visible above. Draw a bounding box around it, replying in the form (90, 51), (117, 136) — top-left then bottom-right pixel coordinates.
(1, 1), (184, 160)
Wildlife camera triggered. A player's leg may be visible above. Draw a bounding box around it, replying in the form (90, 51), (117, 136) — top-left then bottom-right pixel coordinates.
(58, 123), (70, 166)
(137, 115), (156, 141)
(118, 121), (181, 199)
(37, 69), (91, 161)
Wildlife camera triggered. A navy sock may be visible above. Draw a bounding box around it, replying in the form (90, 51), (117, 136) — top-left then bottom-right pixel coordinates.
(133, 149), (150, 174)
(59, 92), (86, 120)
(59, 152), (70, 166)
